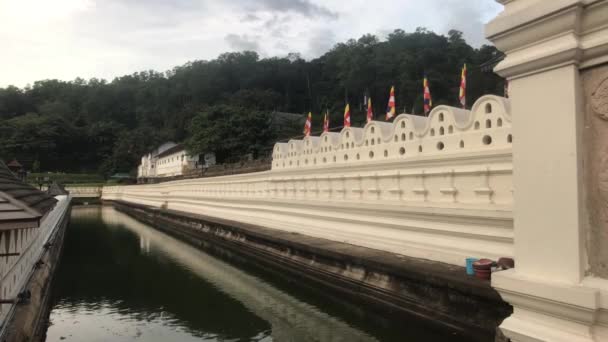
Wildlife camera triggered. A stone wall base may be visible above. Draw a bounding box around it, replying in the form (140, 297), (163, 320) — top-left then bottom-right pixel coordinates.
(109, 200), (511, 342)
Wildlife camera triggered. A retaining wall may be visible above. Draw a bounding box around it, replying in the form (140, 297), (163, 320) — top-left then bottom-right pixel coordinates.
(109, 199), (511, 341)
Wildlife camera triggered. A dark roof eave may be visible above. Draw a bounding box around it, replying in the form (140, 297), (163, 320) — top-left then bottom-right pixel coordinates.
(155, 144), (186, 158)
(0, 217), (41, 230)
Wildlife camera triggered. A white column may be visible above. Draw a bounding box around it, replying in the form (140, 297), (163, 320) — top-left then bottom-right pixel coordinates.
(510, 66), (585, 283)
(486, 1), (608, 341)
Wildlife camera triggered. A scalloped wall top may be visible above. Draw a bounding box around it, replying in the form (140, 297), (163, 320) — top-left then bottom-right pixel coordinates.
(272, 95), (512, 170)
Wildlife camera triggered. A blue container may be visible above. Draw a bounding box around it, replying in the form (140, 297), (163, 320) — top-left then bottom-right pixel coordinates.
(466, 258), (479, 275)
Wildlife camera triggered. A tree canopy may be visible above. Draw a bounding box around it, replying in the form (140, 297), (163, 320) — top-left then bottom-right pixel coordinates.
(0, 28), (504, 175)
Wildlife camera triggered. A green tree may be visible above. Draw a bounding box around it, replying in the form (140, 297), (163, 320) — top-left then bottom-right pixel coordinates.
(186, 105), (276, 163)
(0, 27), (505, 173)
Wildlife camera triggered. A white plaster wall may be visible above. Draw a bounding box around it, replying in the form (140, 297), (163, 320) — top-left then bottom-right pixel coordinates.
(65, 186), (102, 198)
(152, 151), (199, 178)
(137, 155), (154, 178)
(0, 195), (70, 327)
(103, 96), (514, 267)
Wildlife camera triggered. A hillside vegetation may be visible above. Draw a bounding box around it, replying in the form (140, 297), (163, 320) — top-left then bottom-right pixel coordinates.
(0, 29), (504, 175)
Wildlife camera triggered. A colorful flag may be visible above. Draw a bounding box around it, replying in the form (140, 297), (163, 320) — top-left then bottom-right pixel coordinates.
(459, 64), (467, 108)
(367, 97), (374, 123)
(423, 75), (432, 115)
(303, 112), (312, 136)
(323, 110), (329, 133)
(344, 103), (351, 128)
(385, 86), (396, 120)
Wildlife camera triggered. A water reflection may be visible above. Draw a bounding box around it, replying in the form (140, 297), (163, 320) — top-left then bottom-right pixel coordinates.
(46, 206), (376, 341)
(100, 207), (376, 342)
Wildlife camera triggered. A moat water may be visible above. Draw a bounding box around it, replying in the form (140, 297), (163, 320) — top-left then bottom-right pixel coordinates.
(44, 206), (469, 342)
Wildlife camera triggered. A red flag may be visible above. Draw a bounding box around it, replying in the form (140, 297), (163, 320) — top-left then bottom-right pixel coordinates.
(303, 112), (312, 136)
(459, 64), (466, 108)
(423, 76), (432, 115)
(344, 103), (351, 128)
(367, 98), (373, 123)
(323, 111), (329, 133)
(385, 86), (396, 120)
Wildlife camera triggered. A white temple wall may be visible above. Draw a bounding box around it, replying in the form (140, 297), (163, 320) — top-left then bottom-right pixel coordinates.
(103, 95), (514, 267)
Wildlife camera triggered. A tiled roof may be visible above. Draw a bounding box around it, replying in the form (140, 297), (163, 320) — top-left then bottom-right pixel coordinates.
(156, 144), (185, 158)
(48, 182), (69, 196)
(0, 197), (39, 223)
(0, 160), (57, 227)
(154, 141), (178, 156)
(6, 159), (22, 168)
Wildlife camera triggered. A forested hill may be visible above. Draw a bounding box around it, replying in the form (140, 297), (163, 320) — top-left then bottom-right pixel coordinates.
(0, 28), (505, 175)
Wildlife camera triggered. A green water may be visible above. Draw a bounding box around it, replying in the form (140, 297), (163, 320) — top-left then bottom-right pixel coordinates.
(44, 206), (469, 342)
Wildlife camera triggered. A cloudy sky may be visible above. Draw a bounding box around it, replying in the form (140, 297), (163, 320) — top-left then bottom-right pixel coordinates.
(0, 0), (502, 88)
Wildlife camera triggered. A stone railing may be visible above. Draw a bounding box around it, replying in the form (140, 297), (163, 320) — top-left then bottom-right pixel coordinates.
(103, 95), (513, 266)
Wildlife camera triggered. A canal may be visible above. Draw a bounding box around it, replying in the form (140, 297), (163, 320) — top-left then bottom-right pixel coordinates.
(44, 206), (469, 342)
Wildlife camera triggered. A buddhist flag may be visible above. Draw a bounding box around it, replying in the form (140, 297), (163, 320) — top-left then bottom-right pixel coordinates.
(323, 110), (330, 133)
(344, 103), (351, 128)
(303, 112), (312, 136)
(385, 86), (396, 120)
(459, 64), (467, 108)
(423, 75), (432, 115)
(367, 97), (373, 123)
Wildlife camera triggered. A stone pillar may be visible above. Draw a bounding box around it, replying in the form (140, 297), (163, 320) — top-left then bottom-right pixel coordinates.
(486, 1), (608, 341)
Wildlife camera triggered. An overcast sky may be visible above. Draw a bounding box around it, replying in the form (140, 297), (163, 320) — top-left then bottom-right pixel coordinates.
(0, 0), (502, 88)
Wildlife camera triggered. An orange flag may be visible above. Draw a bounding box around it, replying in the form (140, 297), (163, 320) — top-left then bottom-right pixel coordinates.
(343, 104), (351, 128)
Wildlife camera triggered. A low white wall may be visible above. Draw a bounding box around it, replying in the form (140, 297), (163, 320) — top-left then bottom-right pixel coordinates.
(103, 96), (514, 267)
(66, 186), (102, 198)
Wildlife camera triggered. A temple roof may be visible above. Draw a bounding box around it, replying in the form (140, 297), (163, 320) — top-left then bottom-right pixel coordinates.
(48, 182), (69, 196)
(6, 159), (22, 168)
(156, 144), (185, 159)
(0, 160), (57, 229)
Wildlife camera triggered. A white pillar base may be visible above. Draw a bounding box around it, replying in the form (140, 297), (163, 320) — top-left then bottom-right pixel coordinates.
(493, 270), (608, 342)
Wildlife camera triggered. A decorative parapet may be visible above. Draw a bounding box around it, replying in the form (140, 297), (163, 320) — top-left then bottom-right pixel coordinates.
(271, 95), (512, 170)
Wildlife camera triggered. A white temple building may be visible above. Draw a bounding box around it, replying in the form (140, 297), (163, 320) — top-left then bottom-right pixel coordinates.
(137, 142), (215, 179)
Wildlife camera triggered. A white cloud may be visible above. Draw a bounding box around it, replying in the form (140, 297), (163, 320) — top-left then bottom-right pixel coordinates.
(225, 34), (261, 52)
(0, 0), (502, 87)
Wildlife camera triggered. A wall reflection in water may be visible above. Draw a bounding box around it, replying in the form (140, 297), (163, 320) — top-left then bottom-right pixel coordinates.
(46, 206), (378, 342)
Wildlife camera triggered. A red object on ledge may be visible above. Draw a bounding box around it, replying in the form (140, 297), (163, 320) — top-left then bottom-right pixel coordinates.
(473, 258), (493, 280)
